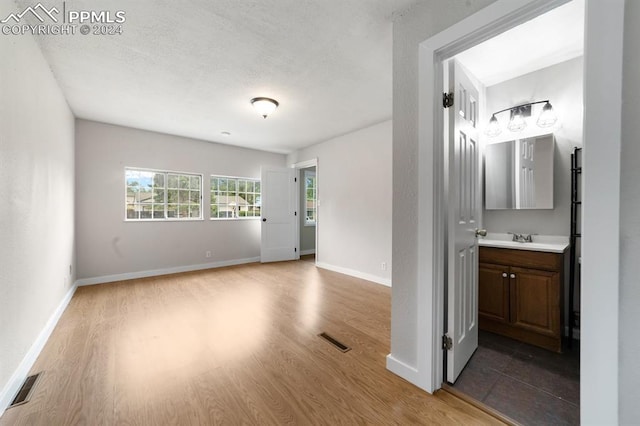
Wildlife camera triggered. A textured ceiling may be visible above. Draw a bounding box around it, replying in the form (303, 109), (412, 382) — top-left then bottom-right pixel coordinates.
(20, 0), (417, 153)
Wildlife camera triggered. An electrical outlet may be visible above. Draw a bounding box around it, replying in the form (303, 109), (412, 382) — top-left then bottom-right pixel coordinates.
(381, 262), (387, 271)
(205, 251), (212, 258)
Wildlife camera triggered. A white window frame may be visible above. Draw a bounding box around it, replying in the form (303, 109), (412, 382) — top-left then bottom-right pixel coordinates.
(304, 170), (317, 226)
(210, 175), (261, 220)
(125, 167), (203, 221)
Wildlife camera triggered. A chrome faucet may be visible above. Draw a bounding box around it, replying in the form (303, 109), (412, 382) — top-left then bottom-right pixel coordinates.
(509, 232), (534, 243)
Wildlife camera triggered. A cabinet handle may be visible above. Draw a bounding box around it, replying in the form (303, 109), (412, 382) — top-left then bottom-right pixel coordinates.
(510, 273), (516, 279)
(502, 272), (508, 278)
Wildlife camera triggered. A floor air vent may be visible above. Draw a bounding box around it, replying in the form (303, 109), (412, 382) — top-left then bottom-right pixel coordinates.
(9, 372), (42, 408)
(319, 332), (351, 353)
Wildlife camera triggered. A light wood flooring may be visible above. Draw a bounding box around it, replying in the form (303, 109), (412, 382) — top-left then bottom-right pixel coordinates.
(1, 258), (504, 425)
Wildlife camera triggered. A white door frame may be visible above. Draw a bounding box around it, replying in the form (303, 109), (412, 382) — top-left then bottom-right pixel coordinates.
(291, 158), (318, 263)
(411, 0), (624, 422)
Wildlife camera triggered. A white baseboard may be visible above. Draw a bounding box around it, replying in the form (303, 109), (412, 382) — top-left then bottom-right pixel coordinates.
(300, 249), (316, 256)
(386, 354), (421, 385)
(0, 283), (77, 415)
(75, 257), (261, 286)
(315, 262), (391, 287)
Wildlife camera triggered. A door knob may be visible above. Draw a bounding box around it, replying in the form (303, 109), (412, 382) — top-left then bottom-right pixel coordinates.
(475, 228), (487, 237)
(262, 218), (267, 222)
(502, 272), (508, 278)
(510, 273), (516, 279)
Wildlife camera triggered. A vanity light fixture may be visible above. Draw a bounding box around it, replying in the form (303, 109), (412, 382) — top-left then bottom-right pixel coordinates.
(250, 97), (279, 119)
(485, 100), (557, 137)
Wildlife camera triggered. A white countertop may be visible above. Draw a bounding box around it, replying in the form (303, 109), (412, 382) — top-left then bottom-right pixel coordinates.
(478, 233), (569, 253)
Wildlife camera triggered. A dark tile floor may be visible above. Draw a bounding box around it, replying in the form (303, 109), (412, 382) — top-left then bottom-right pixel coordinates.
(452, 330), (580, 425)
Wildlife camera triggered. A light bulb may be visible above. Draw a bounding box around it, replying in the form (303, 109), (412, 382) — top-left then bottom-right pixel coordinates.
(485, 114), (502, 137)
(507, 107), (527, 132)
(536, 102), (557, 128)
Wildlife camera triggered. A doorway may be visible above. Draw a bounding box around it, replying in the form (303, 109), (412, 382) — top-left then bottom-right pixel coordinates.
(298, 166), (316, 259)
(292, 159), (318, 263)
(441, 1), (583, 423)
(383, 0), (624, 420)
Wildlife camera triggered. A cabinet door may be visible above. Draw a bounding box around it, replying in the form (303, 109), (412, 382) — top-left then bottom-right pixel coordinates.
(479, 263), (510, 323)
(509, 267), (560, 337)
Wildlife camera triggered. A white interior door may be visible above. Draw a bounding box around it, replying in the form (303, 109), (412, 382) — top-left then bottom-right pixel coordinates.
(261, 166), (297, 263)
(446, 60), (481, 383)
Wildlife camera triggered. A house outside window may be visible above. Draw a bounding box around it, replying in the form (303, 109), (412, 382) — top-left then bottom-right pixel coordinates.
(125, 168), (202, 220)
(304, 170), (316, 225)
(210, 176), (261, 219)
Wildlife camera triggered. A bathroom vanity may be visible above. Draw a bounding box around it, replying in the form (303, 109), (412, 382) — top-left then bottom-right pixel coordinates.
(478, 235), (569, 353)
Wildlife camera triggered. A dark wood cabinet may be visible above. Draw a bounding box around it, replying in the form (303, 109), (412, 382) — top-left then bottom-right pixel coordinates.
(479, 246), (565, 352)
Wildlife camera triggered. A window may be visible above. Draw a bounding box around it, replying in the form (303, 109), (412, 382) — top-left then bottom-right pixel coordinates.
(125, 168), (202, 220)
(210, 176), (261, 219)
(304, 170), (316, 225)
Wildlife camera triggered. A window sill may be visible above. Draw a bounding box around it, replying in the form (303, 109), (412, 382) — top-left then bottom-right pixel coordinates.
(124, 218), (204, 222)
(304, 222), (317, 227)
(210, 217), (261, 221)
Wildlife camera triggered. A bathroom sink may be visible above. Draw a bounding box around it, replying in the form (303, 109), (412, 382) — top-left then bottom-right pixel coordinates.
(478, 233), (569, 253)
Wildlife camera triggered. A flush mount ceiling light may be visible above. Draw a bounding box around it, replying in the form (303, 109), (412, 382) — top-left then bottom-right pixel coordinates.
(250, 97), (279, 119)
(485, 100), (557, 137)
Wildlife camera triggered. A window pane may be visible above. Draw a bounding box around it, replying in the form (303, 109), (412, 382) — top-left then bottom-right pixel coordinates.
(153, 204), (165, 219)
(255, 181), (261, 192)
(246, 181), (254, 192)
(228, 179), (236, 191)
(167, 174), (179, 189)
(126, 204), (137, 219)
(219, 178), (227, 191)
(238, 180), (246, 192)
(167, 189), (178, 203)
(154, 189), (164, 203)
(190, 176), (200, 190)
(153, 174), (164, 188)
(190, 191), (200, 203)
(167, 204), (178, 218)
(179, 190), (189, 203)
(190, 205), (200, 218)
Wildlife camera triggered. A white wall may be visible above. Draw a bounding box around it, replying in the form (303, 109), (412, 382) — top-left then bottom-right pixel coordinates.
(483, 57), (583, 236)
(0, 1), (75, 411)
(288, 120), (392, 286)
(390, 0), (495, 372)
(299, 167), (316, 254)
(75, 120), (285, 282)
(619, 0), (640, 422)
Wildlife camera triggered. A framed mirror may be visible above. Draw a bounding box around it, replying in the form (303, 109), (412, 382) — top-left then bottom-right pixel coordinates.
(484, 134), (554, 210)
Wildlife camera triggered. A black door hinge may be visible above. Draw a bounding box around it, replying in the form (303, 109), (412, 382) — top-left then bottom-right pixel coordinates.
(442, 334), (453, 350)
(443, 92), (454, 108)
(294, 247), (297, 252)
(294, 177), (297, 182)
(294, 211), (297, 216)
